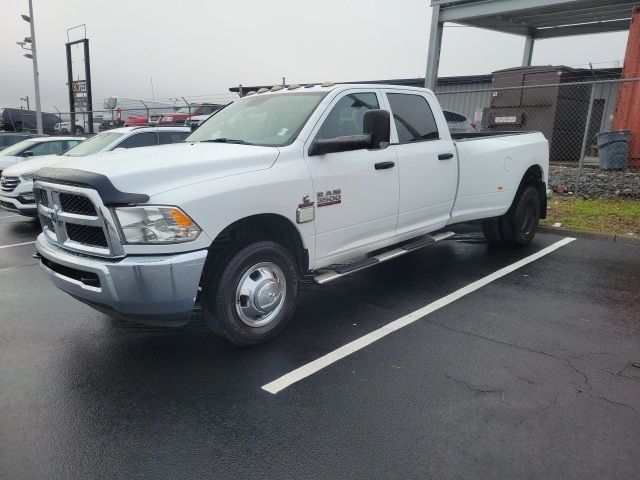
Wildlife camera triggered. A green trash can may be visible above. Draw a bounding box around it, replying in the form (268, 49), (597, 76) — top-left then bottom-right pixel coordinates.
(597, 131), (631, 170)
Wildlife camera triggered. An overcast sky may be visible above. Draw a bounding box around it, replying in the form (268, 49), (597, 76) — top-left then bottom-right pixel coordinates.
(0, 0), (629, 111)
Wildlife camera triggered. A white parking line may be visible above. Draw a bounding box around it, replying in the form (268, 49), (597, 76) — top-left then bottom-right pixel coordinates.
(262, 237), (577, 395)
(0, 241), (36, 249)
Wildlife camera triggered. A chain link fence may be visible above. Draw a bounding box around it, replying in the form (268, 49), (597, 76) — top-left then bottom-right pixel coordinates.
(435, 76), (640, 198)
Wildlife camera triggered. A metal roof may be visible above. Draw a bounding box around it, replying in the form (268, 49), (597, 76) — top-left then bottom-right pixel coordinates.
(228, 67), (622, 94)
(431, 0), (639, 38)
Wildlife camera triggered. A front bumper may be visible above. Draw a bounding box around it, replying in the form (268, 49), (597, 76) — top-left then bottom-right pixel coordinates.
(36, 233), (208, 326)
(0, 193), (37, 216)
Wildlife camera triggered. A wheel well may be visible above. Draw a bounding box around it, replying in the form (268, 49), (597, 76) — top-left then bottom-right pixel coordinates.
(517, 164), (547, 219)
(205, 214), (308, 274)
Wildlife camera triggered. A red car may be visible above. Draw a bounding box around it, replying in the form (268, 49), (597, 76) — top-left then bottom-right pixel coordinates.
(157, 104), (224, 125)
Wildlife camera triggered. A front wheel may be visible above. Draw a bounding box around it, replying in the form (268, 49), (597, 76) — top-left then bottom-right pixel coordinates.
(202, 240), (299, 346)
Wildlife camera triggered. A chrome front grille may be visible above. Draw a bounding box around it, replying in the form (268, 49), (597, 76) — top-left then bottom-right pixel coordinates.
(0, 176), (20, 192)
(34, 181), (124, 258)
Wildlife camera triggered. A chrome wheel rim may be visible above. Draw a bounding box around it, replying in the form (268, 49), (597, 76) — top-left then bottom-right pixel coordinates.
(235, 262), (287, 327)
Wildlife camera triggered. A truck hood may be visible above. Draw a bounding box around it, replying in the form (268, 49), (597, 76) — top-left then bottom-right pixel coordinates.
(37, 142), (280, 196)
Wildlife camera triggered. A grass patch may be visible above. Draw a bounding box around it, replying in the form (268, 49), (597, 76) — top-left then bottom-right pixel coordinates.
(541, 196), (640, 236)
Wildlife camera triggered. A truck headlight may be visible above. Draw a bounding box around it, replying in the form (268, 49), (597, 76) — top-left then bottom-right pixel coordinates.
(22, 172), (36, 181)
(114, 206), (201, 244)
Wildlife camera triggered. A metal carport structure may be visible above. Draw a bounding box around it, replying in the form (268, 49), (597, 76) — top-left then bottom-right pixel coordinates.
(426, 0), (640, 89)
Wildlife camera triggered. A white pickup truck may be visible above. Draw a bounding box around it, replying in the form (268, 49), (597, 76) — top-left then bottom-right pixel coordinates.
(33, 84), (548, 345)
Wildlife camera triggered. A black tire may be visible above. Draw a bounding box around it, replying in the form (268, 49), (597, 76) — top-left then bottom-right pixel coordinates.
(501, 185), (540, 246)
(481, 217), (504, 244)
(74, 126), (84, 135)
(201, 240), (299, 346)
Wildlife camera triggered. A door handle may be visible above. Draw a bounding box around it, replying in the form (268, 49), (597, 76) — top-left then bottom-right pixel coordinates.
(375, 161), (395, 170)
(438, 153), (454, 160)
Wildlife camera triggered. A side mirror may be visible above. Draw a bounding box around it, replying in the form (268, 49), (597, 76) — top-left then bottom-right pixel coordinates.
(22, 150), (34, 157)
(309, 134), (372, 156)
(363, 109), (391, 149)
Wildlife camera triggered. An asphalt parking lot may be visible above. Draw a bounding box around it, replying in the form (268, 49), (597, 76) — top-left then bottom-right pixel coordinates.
(1, 209), (639, 479)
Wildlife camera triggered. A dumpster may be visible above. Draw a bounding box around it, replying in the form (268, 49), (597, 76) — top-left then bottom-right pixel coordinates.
(597, 131), (631, 170)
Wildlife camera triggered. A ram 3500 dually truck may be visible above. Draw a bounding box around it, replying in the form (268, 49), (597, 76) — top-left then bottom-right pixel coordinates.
(33, 84), (548, 346)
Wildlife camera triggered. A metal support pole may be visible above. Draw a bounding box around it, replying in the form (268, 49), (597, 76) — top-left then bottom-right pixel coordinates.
(181, 96), (191, 118)
(84, 39), (94, 134)
(239, 84), (243, 97)
(139, 100), (149, 124)
(27, 0), (43, 134)
(425, 5), (443, 91)
(65, 42), (75, 135)
(575, 66), (597, 196)
(522, 36), (534, 67)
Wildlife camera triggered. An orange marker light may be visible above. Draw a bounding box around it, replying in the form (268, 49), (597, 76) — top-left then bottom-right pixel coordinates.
(166, 208), (195, 227)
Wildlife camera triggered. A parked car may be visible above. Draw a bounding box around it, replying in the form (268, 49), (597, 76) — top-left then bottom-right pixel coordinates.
(32, 84), (548, 345)
(0, 126), (190, 216)
(0, 108), (62, 134)
(158, 104), (224, 126)
(54, 116), (103, 135)
(0, 136), (83, 175)
(0, 132), (43, 151)
(443, 110), (477, 133)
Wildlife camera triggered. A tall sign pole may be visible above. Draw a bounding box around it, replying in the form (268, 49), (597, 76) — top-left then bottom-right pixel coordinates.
(66, 32), (93, 134)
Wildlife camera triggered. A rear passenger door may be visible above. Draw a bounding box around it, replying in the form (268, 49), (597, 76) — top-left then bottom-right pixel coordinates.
(115, 131), (159, 149)
(384, 90), (458, 236)
(158, 130), (188, 145)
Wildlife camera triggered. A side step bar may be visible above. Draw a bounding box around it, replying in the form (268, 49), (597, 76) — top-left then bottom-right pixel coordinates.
(314, 231), (455, 284)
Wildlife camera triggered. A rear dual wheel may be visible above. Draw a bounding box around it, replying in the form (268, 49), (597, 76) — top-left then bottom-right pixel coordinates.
(482, 185), (540, 246)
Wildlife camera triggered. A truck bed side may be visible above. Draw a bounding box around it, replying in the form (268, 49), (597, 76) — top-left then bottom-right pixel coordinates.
(449, 131), (548, 224)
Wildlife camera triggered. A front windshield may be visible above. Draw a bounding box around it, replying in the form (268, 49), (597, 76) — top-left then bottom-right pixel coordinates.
(0, 139), (37, 156)
(186, 92), (327, 147)
(176, 107), (191, 114)
(62, 131), (123, 157)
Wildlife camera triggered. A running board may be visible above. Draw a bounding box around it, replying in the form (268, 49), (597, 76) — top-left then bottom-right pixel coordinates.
(314, 231), (455, 285)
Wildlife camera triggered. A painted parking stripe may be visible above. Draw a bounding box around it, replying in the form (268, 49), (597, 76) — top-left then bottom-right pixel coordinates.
(0, 241), (36, 249)
(262, 237), (577, 395)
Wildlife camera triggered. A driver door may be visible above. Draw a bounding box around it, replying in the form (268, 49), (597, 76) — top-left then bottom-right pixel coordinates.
(304, 90), (399, 264)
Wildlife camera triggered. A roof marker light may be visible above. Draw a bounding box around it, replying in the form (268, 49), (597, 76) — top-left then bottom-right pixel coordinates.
(321, 81), (334, 87)
(246, 91), (257, 96)
(270, 85), (284, 92)
(287, 84), (301, 90)
(257, 87), (269, 94)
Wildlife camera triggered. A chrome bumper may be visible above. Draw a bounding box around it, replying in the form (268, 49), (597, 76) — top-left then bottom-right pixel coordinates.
(36, 233), (208, 326)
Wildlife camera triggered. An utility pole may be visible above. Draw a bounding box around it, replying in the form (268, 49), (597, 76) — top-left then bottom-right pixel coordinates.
(18, 0), (42, 134)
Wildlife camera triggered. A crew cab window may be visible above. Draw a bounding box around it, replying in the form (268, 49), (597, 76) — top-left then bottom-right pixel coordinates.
(117, 132), (159, 149)
(387, 93), (439, 143)
(317, 93), (379, 140)
(443, 111), (466, 123)
(159, 131), (189, 145)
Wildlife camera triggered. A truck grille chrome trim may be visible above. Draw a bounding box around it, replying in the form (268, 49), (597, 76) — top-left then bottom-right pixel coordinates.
(0, 176), (20, 192)
(33, 180), (125, 258)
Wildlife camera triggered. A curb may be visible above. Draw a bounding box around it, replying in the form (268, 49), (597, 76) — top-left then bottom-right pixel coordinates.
(539, 226), (640, 245)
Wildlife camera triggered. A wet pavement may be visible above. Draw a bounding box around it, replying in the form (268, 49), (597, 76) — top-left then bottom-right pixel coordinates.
(1, 209), (639, 479)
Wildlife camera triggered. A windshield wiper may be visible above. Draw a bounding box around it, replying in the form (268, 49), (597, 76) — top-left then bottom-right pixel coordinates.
(202, 138), (251, 145)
